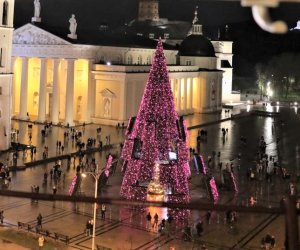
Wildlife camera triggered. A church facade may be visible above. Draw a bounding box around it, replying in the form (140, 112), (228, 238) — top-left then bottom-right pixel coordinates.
(0, 0), (14, 150)
(10, 0), (238, 127)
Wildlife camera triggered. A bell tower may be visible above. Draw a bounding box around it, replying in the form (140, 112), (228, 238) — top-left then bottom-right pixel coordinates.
(138, 0), (159, 21)
(0, 0), (14, 150)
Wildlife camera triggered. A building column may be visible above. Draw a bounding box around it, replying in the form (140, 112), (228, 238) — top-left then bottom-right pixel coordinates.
(177, 79), (181, 112)
(11, 57), (16, 115)
(37, 58), (47, 122)
(119, 78), (127, 122)
(51, 59), (60, 124)
(65, 59), (75, 126)
(85, 60), (94, 123)
(189, 78), (193, 111)
(19, 57), (28, 120)
(183, 78), (187, 113)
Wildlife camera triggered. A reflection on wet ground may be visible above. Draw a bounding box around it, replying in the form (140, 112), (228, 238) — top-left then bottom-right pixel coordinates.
(0, 105), (299, 249)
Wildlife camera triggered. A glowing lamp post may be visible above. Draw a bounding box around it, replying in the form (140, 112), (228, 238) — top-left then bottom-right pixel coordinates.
(82, 164), (101, 250)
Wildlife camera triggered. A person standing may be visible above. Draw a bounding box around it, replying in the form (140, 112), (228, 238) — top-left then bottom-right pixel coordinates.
(152, 213), (159, 230)
(101, 204), (106, 220)
(146, 212), (152, 230)
(205, 211), (211, 225)
(38, 235), (44, 250)
(0, 210), (4, 224)
(37, 213), (43, 229)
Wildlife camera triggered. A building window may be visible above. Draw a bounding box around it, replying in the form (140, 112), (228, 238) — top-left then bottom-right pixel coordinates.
(0, 48), (5, 68)
(149, 33), (155, 39)
(221, 60), (232, 68)
(137, 55), (142, 65)
(115, 55), (122, 64)
(2, 1), (8, 26)
(164, 33), (169, 39)
(147, 56), (151, 65)
(99, 55), (106, 64)
(127, 55), (133, 65)
(137, 33), (143, 36)
(186, 60), (192, 66)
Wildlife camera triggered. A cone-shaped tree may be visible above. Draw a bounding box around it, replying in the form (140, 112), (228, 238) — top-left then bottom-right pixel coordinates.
(120, 39), (190, 201)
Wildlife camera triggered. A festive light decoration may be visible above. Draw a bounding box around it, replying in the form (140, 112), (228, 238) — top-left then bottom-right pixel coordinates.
(230, 172), (238, 193)
(120, 39), (190, 202)
(148, 163), (165, 195)
(193, 154), (207, 175)
(104, 155), (113, 177)
(69, 175), (78, 196)
(208, 177), (219, 204)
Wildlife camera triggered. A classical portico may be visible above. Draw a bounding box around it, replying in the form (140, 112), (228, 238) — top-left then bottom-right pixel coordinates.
(12, 23), (97, 125)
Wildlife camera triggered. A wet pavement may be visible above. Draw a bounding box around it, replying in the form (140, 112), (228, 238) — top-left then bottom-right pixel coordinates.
(0, 103), (299, 249)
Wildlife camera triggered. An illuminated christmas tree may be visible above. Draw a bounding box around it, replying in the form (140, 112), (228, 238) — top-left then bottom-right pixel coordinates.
(120, 39), (190, 201)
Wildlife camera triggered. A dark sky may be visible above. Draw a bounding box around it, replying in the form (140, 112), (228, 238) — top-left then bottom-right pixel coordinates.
(14, 0), (300, 29)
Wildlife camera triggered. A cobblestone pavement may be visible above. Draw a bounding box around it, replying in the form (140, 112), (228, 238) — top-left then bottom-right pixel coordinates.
(0, 103), (298, 250)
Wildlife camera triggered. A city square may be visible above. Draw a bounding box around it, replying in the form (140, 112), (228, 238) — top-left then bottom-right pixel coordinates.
(0, 102), (297, 250)
(1, 0), (300, 249)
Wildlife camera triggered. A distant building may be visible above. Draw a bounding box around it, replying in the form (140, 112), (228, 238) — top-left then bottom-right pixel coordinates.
(11, 1), (238, 126)
(0, 0), (14, 150)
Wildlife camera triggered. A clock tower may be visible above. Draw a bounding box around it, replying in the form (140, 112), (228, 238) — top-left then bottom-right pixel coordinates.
(0, 0), (14, 150)
(138, 0), (159, 21)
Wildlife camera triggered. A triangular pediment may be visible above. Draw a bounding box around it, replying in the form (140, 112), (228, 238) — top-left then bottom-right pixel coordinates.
(100, 88), (115, 97)
(13, 23), (71, 45)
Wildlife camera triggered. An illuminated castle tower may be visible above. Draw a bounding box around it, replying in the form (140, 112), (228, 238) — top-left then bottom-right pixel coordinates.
(138, 0), (159, 21)
(0, 0), (14, 150)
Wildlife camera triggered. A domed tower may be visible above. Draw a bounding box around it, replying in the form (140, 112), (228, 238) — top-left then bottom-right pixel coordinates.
(178, 6), (215, 62)
(138, 0), (159, 21)
(0, 0), (14, 150)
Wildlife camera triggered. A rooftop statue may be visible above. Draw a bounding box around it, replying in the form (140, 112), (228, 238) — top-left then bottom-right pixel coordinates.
(67, 14), (77, 39)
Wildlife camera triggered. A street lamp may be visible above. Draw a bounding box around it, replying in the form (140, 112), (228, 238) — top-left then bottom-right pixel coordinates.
(82, 164), (101, 250)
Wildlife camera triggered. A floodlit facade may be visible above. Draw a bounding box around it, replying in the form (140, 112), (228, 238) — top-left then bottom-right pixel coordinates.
(0, 0), (14, 150)
(10, 1), (238, 126)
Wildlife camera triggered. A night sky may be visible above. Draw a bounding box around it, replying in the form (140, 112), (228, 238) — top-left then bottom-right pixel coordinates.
(14, 0), (300, 77)
(14, 0), (300, 29)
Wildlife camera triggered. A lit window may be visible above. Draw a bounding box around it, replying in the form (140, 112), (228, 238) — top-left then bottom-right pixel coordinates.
(164, 33), (170, 39)
(137, 56), (142, 65)
(127, 55), (133, 65)
(149, 33), (155, 39)
(0, 48), (5, 68)
(147, 56), (151, 65)
(186, 60), (192, 66)
(2, 1), (8, 26)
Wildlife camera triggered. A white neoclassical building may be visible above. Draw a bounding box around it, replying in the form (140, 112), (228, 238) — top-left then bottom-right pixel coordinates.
(0, 0), (14, 150)
(10, 1), (238, 127)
